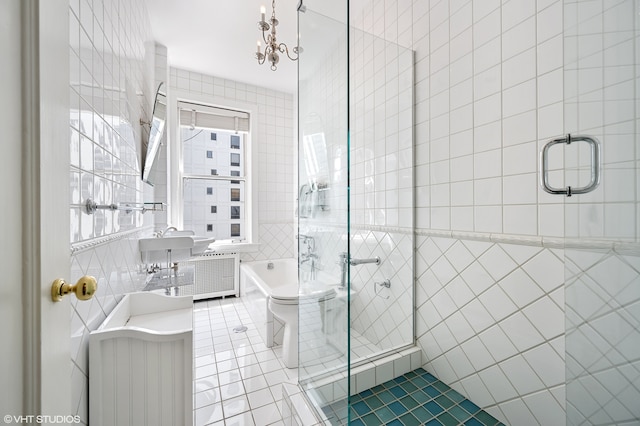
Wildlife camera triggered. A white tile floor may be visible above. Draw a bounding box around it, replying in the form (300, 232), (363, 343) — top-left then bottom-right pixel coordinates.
(193, 297), (298, 426)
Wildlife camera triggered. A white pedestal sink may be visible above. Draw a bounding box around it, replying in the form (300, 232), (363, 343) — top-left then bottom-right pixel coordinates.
(139, 230), (215, 264)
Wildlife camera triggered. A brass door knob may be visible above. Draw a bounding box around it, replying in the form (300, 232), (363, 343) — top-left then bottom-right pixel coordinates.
(51, 275), (97, 302)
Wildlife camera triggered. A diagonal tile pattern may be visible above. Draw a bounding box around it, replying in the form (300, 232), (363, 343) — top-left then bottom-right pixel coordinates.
(297, 226), (414, 360)
(564, 248), (640, 425)
(240, 222), (295, 262)
(415, 235), (566, 425)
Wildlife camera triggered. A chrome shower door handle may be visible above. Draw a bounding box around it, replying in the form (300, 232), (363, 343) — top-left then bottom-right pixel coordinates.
(539, 134), (601, 197)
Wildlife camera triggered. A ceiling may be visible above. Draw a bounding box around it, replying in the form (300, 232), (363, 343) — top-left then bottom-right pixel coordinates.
(147, 0), (300, 94)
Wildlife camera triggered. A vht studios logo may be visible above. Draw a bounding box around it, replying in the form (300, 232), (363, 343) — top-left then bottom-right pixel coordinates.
(4, 415), (81, 424)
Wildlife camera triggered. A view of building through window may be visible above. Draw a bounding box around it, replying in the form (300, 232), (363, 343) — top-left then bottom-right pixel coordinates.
(182, 126), (245, 241)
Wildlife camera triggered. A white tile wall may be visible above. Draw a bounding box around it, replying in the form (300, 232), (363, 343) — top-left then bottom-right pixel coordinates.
(396, 0), (569, 237)
(299, 10), (415, 397)
(353, 1), (575, 425)
(565, 247), (640, 424)
(563, 0), (640, 424)
(415, 234), (566, 425)
(68, 0), (153, 423)
(168, 68), (296, 262)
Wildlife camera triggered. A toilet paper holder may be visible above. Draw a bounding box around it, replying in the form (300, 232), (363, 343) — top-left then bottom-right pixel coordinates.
(374, 279), (391, 299)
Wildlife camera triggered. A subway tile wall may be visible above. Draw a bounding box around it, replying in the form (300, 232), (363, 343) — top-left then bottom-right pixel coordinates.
(169, 68), (296, 262)
(68, 0), (153, 424)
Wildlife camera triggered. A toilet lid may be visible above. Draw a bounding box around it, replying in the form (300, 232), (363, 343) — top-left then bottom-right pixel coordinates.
(271, 284), (336, 301)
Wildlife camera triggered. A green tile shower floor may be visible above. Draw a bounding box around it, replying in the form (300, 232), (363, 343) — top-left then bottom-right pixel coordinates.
(322, 368), (504, 426)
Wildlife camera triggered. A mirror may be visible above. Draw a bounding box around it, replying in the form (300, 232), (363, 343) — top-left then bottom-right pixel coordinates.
(142, 82), (167, 185)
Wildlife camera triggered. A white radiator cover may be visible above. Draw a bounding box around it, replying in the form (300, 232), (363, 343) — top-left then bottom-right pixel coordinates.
(190, 253), (240, 300)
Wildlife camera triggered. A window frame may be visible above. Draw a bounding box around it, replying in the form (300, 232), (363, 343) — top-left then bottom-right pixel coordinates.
(168, 90), (258, 248)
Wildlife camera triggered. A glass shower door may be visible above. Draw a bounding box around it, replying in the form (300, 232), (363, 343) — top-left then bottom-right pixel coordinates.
(563, 1), (640, 424)
(298, 2), (351, 423)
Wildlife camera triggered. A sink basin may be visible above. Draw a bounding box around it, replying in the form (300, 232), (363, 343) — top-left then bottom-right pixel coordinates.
(139, 236), (194, 252)
(164, 230), (215, 256)
(139, 231), (215, 264)
(192, 236), (216, 255)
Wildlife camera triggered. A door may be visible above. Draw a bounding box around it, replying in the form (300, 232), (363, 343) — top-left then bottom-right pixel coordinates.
(562, 1), (640, 424)
(0, 0), (73, 420)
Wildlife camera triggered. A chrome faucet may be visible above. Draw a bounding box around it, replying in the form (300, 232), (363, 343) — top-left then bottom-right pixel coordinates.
(163, 226), (178, 235)
(155, 226), (178, 238)
(338, 252), (381, 288)
(298, 234), (318, 280)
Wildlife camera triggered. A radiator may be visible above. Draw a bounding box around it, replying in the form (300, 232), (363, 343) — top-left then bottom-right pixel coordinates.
(190, 253), (239, 300)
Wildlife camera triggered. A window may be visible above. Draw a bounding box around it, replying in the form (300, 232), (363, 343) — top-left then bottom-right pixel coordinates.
(180, 101), (249, 242)
(230, 135), (240, 149)
(230, 206), (240, 219)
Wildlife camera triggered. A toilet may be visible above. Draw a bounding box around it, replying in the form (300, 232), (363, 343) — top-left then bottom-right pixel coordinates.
(268, 283), (336, 368)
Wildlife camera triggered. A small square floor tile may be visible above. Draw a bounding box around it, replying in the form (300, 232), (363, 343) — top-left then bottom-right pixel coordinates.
(389, 401), (408, 416)
(352, 401), (370, 416)
(460, 399), (481, 414)
(425, 401), (444, 416)
(423, 385), (441, 398)
(374, 406), (396, 422)
(399, 395), (419, 411)
(435, 395), (455, 410)
(389, 385), (408, 398)
(437, 412), (459, 426)
(363, 395), (384, 410)
(399, 412), (422, 426)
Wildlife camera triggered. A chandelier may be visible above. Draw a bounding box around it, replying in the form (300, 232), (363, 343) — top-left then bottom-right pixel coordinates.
(255, 0), (300, 71)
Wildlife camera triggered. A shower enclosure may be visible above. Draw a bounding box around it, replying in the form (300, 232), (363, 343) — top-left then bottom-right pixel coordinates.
(297, 1), (414, 423)
(297, 0), (639, 425)
(563, 2), (640, 424)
